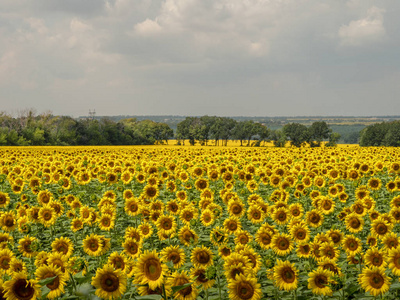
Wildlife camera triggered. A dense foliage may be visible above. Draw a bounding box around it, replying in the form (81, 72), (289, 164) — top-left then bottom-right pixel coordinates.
(0, 111), (173, 146)
(360, 121), (400, 147)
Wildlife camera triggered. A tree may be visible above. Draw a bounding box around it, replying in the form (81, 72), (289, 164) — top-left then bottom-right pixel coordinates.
(359, 122), (389, 146)
(309, 121), (331, 147)
(270, 129), (286, 147)
(283, 123), (310, 147)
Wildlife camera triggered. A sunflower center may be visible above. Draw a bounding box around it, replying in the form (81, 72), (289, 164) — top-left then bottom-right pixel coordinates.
(310, 214), (320, 223)
(277, 238), (289, 250)
(144, 258), (162, 281)
(101, 273), (120, 292)
(228, 222), (237, 231)
(45, 274), (60, 290)
(315, 275), (328, 289)
(370, 274), (384, 289)
(196, 251), (210, 264)
(232, 205), (242, 215)
(296, 230), (305, 240)
(376, 223), (387, 235)
(372, 256), (383, 266)
(169, 253), (180, 264)
(13, 279), (35, 300)
(350, 219), (361, 229)
(237, 282), (254, 300)
(4, 217), (14, 227)
(43, 212), (52, 221)
(347, 240), (358, 251)
(282, 267), (296, 283)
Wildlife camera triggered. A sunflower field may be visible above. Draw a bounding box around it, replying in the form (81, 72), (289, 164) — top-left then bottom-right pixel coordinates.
(1, 145), (400, 300)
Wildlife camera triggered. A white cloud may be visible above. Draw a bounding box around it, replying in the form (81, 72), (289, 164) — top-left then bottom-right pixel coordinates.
(133, 19), (162, 35)
(338, 6), (386, 47)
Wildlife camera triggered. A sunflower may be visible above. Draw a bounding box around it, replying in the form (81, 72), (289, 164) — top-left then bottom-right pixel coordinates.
(306, 210), (324, 228)
(235, 230), (252, 246)
(124, 227), (142, 242)
(388, 247), (400, 276)
(124, 198), (141, 217)
(9, 257), (27, 274)
(51, 237), (74, 258)
(289, 203), (303, 219)
(92, 264), (127, 300)
(1, 211), (17, 232)
(255, 227), (273, 250)
(200, 209), (215, 227)
(223, 217), (241, 234)
(134, 250), (168, 290)
(342, 235), (362, 256)
(271, 233), (293, 257)
(156, 215), (177, 236)
(228, 274), (262, 300)
(224, 261), (253, 282)
(161, 245), (186, 268)
(365, 247), (387, 268)
(98, 215), (115, 231)
(3, 272), (41, 300)
(122, 238), (141, 258)
(37, 190), (53, 205)
(0, 192), (10, 208)
(167, 270), (198, 300)
(38, 205), (57, 228)
(228, 199), (245, 218)
(70, 217), (83, 232)
(138, 222), (153, 239)
(180, 207), (198, 225)
(271, 207), (289, 225)
(35, 264), (67, 299)
(318, 259), (342, 277)
(307, 268), (334, 296)
(107, 252), (127, 272)
(326, 229), (343, 246)
(371, 216), (393, 239)
(83, 234), (104, 257)
(320, 242), (340, 261)
(382, 232), (399, 251)
(191, 246), (213, 269)
(18, 236), (38, 258)
(210, 226), (228, 246)
(273, 260), (298, 291)
(247, 205), (264, 224)
(344, 213), (364, 233)
(290, 223), (310, 243)
(142, 185), (159, 201)
(0, 248), (14, 274)
(47, 252), (68, 273)
(164, 200), (179, 215)
(358, 266), (391, 297)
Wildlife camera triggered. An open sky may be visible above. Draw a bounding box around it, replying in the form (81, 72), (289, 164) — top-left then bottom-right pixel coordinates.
(1, 0), (399, 117)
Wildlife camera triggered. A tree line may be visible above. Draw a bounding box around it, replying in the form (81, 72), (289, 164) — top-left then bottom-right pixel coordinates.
(0, 110), (173, 146)
(359, 121), (400, 146)
(0, 110), (343, 147)
(176, 116), (340, 147)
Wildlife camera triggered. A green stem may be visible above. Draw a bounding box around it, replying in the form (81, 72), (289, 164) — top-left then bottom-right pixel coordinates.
(69, 273), (77, 293)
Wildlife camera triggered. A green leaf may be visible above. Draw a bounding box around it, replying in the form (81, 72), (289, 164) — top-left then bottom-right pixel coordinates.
(39, 275), (57, 286)
(172, 282), (193, 294)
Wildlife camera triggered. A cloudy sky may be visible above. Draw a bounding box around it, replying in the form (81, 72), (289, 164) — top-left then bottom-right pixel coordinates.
(1, 0), (399, 117)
